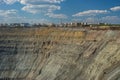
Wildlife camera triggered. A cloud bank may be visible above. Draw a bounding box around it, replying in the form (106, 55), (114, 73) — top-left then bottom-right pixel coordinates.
(110, 6), (120, 11)
(1, 0), (67, 19)
(73, 10), (108, 17)
(22, 4), (61, 14)
(0, 9), (17, 17)
(0, 0), (120, 23)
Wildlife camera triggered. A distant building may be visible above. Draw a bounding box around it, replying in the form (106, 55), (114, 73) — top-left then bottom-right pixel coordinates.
(98, 23), (108, 26)
(11, 23), (21, 27)
(62, 22), (89, 27)
(20, 23), (30, 27)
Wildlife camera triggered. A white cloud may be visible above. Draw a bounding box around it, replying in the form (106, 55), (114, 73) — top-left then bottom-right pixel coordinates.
(73, 10), (108, 17)
(82, 16), (120, 24)
(6, 17), (49, 23)
(0, 9), (26, 23)
(72, 18), (82, 22)
(0, 10), (49, 23)
(1, 0), (64, 4)
(28, 18), (49, 23)
(101, 16), (120, 24)
(20, 0), (66, 19)
(1, 0), (67, 19)
(84, 17), (97, 24)
(110, 6), (120, 11)
(1, 0), (18, 4)
(19, 0), (64, 5)
(0, 9), (17, 17)
(3, 16), (26, 23)
(22, 4), (60, 14)
(46, 13), (67, 19)
(1, 16), (49, 23)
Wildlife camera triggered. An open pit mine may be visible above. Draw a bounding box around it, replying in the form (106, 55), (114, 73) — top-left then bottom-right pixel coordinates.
(0, 27), (120, 80)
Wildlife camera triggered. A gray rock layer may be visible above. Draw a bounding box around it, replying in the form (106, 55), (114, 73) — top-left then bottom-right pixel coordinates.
(0, 27), (120, 80)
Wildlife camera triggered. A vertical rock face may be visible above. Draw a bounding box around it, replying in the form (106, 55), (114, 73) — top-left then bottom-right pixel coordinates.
(0, 27), (120, 80)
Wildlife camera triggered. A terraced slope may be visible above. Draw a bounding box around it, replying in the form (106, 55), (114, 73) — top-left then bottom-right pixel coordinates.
(0, 27), (120, 80)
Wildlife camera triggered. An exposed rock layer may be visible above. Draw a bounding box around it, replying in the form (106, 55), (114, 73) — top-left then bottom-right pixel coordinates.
(0, 27), (120, 80)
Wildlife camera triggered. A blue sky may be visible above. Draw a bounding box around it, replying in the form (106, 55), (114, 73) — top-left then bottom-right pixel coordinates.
(0, 0), (120, 24)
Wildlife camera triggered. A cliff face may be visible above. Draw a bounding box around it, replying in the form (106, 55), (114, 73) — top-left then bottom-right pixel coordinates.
(0, 27), (120, 80)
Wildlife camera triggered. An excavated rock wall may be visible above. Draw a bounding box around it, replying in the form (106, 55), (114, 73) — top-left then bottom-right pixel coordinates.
(0, 27), (120, 80)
